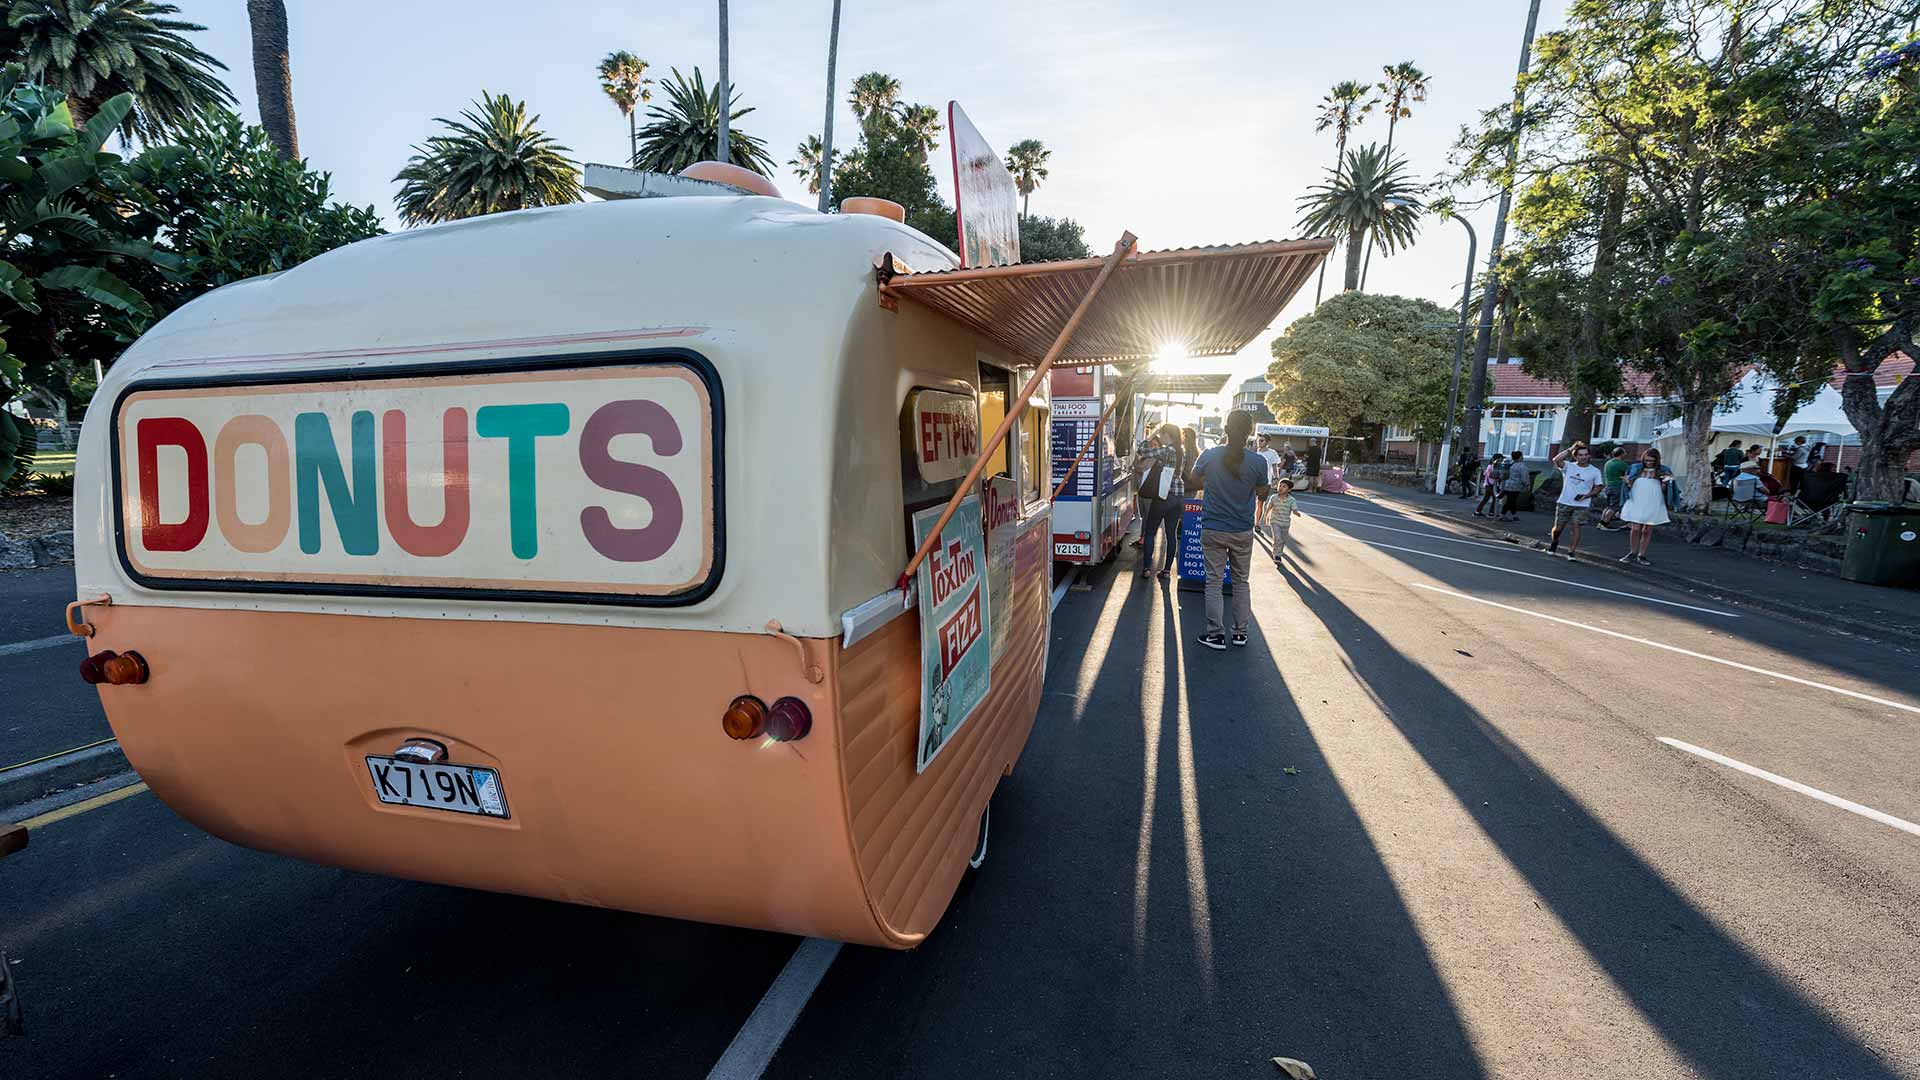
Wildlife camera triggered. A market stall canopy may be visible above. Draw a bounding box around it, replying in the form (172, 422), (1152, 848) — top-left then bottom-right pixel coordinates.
(1651, 369), (1859, 444)
(880, 238), (1333, 365)
(1140, 372), (1233, 396)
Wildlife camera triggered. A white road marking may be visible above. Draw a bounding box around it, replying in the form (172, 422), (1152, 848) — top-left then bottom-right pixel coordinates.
(1343, 535), (1740, 618)
(1659, 738), (1920, 837)
(1414, 584), (1920, 716)
(0, 633), (80, 658)
(705, 937), (844, 1080)
(1307, 511), (1530, 554)
(1051, 567), (1080, 612)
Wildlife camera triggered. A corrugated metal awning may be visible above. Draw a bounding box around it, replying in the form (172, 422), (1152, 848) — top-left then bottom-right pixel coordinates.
(1140, 372), (1234, 396)
(880, 238), (1332, 365)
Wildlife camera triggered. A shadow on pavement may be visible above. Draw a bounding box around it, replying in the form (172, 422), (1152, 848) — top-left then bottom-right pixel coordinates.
(1274, 562), (1901, 1080)
(772, 556), (1487, 1079)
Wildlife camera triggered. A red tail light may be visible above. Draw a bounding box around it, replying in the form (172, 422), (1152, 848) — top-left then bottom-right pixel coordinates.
(767, 697), (812, 742)
(722, 695), (767, 740)
(81, 650), (149, 686)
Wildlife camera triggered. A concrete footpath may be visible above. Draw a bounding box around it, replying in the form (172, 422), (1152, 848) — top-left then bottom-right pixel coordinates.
(1342, 480), (1920, 649)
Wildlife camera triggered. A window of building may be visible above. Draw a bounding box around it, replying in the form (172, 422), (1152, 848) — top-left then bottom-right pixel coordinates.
(1385, 424), (1414, 440)
(977, 364), (1011, 481)
(1592, 410), (1629, 441)
(1016, 367), (1049, 506)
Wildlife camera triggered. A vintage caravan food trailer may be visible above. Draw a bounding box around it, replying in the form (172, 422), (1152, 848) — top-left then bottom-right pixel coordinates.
(66, 162), (1328, 948)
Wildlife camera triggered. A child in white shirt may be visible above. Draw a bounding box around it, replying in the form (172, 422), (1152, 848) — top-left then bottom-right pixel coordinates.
(1265, 478), (1298, 564)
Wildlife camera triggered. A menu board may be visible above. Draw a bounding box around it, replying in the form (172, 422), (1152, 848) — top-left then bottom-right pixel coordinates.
(1051, 398), (1100, 501)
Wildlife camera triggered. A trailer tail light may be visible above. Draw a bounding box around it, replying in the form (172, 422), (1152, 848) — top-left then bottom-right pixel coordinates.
(767, 698), (813, 743)
(81, 650), (148, 686)
(723, 695), (768, 740)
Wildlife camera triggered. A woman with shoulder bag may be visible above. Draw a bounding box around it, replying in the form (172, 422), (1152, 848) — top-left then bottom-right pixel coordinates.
(1135, 422), (1188, 579)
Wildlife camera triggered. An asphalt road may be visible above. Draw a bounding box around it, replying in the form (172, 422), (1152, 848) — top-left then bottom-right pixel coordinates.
(3, 492), (1918, 1079)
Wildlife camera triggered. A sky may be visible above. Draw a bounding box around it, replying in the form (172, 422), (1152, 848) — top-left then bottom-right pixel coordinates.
(173, 0), (1570, 408)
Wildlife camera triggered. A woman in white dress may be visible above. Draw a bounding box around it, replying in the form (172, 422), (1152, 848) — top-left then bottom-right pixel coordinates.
(1619, 448), (1673, 565)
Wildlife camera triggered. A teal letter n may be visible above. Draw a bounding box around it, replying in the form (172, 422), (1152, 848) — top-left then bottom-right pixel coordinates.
(476, 403), (570, 560)
(296, 411), (379, 556)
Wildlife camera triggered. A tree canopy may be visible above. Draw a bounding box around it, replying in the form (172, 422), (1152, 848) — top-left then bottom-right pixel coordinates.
(394, 91), (581, 225)
(1265, 292), (1464, 439)
(631, 66), (774, 176)
(2, 0), (233, 142)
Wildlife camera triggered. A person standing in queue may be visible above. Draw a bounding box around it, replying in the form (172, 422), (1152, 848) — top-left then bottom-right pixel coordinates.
(1189, 410), (1271, 651)
(1135, 422), (1189, 580)
(1303, 439), (1323, 493)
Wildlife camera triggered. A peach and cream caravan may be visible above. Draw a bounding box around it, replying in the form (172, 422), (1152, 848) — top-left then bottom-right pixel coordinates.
(67, 156), (1327, 947)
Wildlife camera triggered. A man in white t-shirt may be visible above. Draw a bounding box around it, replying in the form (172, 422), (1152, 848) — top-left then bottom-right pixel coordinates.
(1547, 442), (1604, 561)
(1255, 434), (1283, 529)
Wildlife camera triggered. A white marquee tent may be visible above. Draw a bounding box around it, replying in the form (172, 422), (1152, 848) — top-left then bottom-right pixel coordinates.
(1651, 370), (1861, 484)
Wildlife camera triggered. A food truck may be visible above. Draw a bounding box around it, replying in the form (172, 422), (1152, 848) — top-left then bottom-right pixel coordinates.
(64, 125), (1329, 948)
(1049, 364), (1134, 565)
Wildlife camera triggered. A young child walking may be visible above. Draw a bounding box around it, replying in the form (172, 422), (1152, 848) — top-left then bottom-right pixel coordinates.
(1265, 478), (1298, 565)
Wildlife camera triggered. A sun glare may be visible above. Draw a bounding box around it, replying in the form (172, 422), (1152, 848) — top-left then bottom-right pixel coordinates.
(1154, 342), (1189, 367)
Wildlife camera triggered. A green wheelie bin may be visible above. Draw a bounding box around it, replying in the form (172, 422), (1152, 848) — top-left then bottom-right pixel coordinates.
(1839, 502), (1920, 586)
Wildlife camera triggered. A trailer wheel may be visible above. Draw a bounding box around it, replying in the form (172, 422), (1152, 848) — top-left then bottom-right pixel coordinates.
(967, 800), (991, 871)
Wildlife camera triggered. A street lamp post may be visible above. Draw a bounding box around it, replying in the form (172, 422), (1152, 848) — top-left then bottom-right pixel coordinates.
(1435, 213), (1477, 495)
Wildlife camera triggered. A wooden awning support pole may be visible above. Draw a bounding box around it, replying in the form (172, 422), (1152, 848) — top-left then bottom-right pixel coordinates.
(897, 231), (1138, 592)
(1050, 363), (1147, 502)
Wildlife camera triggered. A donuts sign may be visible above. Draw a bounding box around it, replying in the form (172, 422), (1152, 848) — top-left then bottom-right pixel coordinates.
(110, 357), (721, 604)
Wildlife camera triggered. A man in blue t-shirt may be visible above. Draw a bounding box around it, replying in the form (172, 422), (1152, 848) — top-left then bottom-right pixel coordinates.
(1190, 411), (1271, 650)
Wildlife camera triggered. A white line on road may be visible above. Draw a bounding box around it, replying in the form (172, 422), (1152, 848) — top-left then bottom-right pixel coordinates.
(1413, 584), (1919, 716)
(705, 937), (843, 1080)
(1307, 511), (1532, 554)
(1051, 567), (1080, 612)
(1346, 536), (1740, 618)
(0, 633), (80, 658)
(1659, 738), (1920, 837)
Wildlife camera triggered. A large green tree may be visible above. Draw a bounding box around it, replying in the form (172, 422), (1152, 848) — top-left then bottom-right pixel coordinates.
(1265, 292), (1462, 439)
(1725, 32), (1920, 500)
(847, 71), (900, 143)
(1297, 143), (1423, 292)
(2, 0), (234, 142)
(831, 119), (953, 244)
(631, 67), (773, 176)
(1017, 214), (1090, 263)
(394, 91), (581, 225)
(1453, 0), (1910, 506)
(125, 110), (381, 313)
(0, 73), (181, 484)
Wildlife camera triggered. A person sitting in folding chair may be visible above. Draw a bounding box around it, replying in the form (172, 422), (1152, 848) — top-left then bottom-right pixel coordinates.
(1728, 463), (1770, 520)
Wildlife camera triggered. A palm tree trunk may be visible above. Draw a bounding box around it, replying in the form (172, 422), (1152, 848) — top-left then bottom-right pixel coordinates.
(1342, 232), (1365, 291)
(247, 0), (299, 160)
(716, 0), (731, 165)
(818, 0), (842, 212)
(1461, 0), (1544, 469)
(1022, 190), (1030, 219)
(628, 110), (637, 163)
(1359, 116), (1397, 291)
(1313, 133), (1350, 307)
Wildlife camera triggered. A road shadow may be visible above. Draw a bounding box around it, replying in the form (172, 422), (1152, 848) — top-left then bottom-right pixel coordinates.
(774, 547), (1488, 1079)
(1273, 562), (1902, 1080)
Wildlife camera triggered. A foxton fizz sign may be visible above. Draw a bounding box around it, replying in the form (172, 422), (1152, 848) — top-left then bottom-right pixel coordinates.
(913, 493), (991, 772)
(114, 362), (717, 600)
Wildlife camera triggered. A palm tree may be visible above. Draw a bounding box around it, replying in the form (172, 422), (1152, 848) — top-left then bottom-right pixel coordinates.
(3, 0), (234, 142)
(245, 0), (296, 160)
(597, 51), (652, 164)
(897, 103), (941, 166)
(632, 67), (775, 176)
(1296, 143), (1423, 292)
(789, 134), (834, 195)
(1003, 138), (1050, 219)
(847, 71), (900, 142)
(1310, 79), (1376, 304)
(1360, 61), (1431, 289)
(393, 91), (582, 226)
